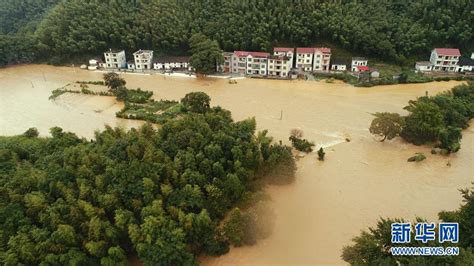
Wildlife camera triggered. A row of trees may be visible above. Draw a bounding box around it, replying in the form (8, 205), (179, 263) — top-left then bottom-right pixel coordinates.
(369, 82), (474, 153)
(1, 0), (473, 66)
(342, 186), (474, 264)
(0, 93), (296, 265)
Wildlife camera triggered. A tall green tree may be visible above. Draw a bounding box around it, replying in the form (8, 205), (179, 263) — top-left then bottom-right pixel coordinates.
(369, 112), (405, 141)
(189, 33), (223, 75)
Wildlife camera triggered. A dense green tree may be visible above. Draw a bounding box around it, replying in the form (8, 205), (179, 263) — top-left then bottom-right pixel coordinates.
(0, 93), (296, 264)
(23, 127), (39, 138)
(189, 33), (224, 75)
(342, 186), (474, 265)
(103, 73), (126, 91)
(369, 112), (405, 141)
(181, 91), (211, 113)
(401, 100), (445, 145)
(2, 1), (473, 67)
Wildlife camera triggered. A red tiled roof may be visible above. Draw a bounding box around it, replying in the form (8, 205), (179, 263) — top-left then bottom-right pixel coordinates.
(274, 47), (293, 52)
(357, 66), (369, 71)
(234, 51), (269, 58)
(296, 47), (314, 53)
(315, 47), (331, 54)
(434, 48), (461, 56)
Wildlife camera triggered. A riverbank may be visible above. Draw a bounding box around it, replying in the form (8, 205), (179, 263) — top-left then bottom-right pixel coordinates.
(1, 64), (472, 264)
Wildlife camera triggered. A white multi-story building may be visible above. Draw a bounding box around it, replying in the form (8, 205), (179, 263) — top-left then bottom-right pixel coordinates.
(133, 50), (153, 71)
(430, 48), (460, 72)
(267, 55), (291, 78)
(104, 49), (126, 69)
(351, 57), (368, 72)
(295, 48), (314, 71)
(313, 47), (331, 72)
(273, 47), (294, 68)
(153, 56), (191, 71)
(231, 51), (269, 76)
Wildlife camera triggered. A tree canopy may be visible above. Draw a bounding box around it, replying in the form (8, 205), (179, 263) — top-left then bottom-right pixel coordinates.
(189, 34), (224, 75)
(369, 82), (474, 153)
(342, 186), (474, 265)
(0, 95), (296, 265)
(1, 0), (473, 66)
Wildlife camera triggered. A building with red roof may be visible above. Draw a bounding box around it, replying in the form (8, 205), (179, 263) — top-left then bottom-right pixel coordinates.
(295, 48), (315, 71)
(274, 47), (294, 53)
(273, 47), (294, 69)
(430, 48), (461, 72)
(231, 51), (270, 76)
(356, 66), (369, 72)
(313, 47), (332, 72)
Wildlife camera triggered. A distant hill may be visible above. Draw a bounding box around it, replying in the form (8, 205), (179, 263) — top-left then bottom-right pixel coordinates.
(1, 0), (473, 66)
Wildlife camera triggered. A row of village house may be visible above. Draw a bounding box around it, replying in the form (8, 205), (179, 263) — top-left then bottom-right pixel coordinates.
(88, 49), (192, 72)
(88, 47), (370, 77)
(216, 47), (372, 78)
(88, 47), (474, 78)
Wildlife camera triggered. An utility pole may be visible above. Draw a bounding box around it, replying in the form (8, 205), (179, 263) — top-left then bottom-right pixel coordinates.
(279, 109), (283, 120)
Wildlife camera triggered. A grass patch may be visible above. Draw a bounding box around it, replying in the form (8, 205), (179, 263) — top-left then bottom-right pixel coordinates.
(116, 100), (183, 124)
(49, 88), (67, 100)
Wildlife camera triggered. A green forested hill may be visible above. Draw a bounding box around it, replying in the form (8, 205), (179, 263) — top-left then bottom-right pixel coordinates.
(0, 0), (473, 66)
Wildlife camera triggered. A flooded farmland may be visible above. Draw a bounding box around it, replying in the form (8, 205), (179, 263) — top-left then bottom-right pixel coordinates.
(1, 65), (472, 265)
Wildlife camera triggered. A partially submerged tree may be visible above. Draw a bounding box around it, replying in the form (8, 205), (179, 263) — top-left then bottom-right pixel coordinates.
(317, 147), (325, 161)
(103, 72), (126, 90)
(369, 112), (405, 141)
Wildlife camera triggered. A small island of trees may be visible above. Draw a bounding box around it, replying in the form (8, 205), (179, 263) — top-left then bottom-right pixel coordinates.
(369, 82), (474, 154)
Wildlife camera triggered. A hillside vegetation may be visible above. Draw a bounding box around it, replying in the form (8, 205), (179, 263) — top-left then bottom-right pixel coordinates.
(1, 0), (473, 66)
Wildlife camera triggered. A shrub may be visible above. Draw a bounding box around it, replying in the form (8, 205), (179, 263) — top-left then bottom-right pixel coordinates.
(369, 112), (405, 141)
(289, 136), (315, 153)
(317, 147), (325, 161)
(407, 153), (426, 162)
(181, 92), (211, 113)
(23, 128), (39, 138)
(223, 208), (255, 246)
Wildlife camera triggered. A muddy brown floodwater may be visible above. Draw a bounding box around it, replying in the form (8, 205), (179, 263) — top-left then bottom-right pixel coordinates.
(1, 65), (473, 265)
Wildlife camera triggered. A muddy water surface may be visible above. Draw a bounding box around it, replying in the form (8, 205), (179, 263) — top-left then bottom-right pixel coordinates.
(1, 65), (472, 265)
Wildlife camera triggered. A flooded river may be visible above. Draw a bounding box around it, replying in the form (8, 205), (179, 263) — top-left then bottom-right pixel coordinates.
(1, 65), (473, 265)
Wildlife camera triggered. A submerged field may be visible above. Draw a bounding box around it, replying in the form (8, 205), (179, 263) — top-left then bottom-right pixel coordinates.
(0, 65), (472, 264)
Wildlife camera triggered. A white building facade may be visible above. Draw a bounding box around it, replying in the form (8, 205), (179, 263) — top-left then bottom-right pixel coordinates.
(153, 56), (191, 71)
(104, 49), (127, 69)
(415, 61), (433, 72)
(273, 47), (294, 68)
(430, 48), (460, 72)
(230, 51), (269, 76)
(313, 48), (331, 72)
(133, 50), (153, 71)
(296, 48), (314, 71)
(267, 55), (291, 78)
(351, 57), (368, 72)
